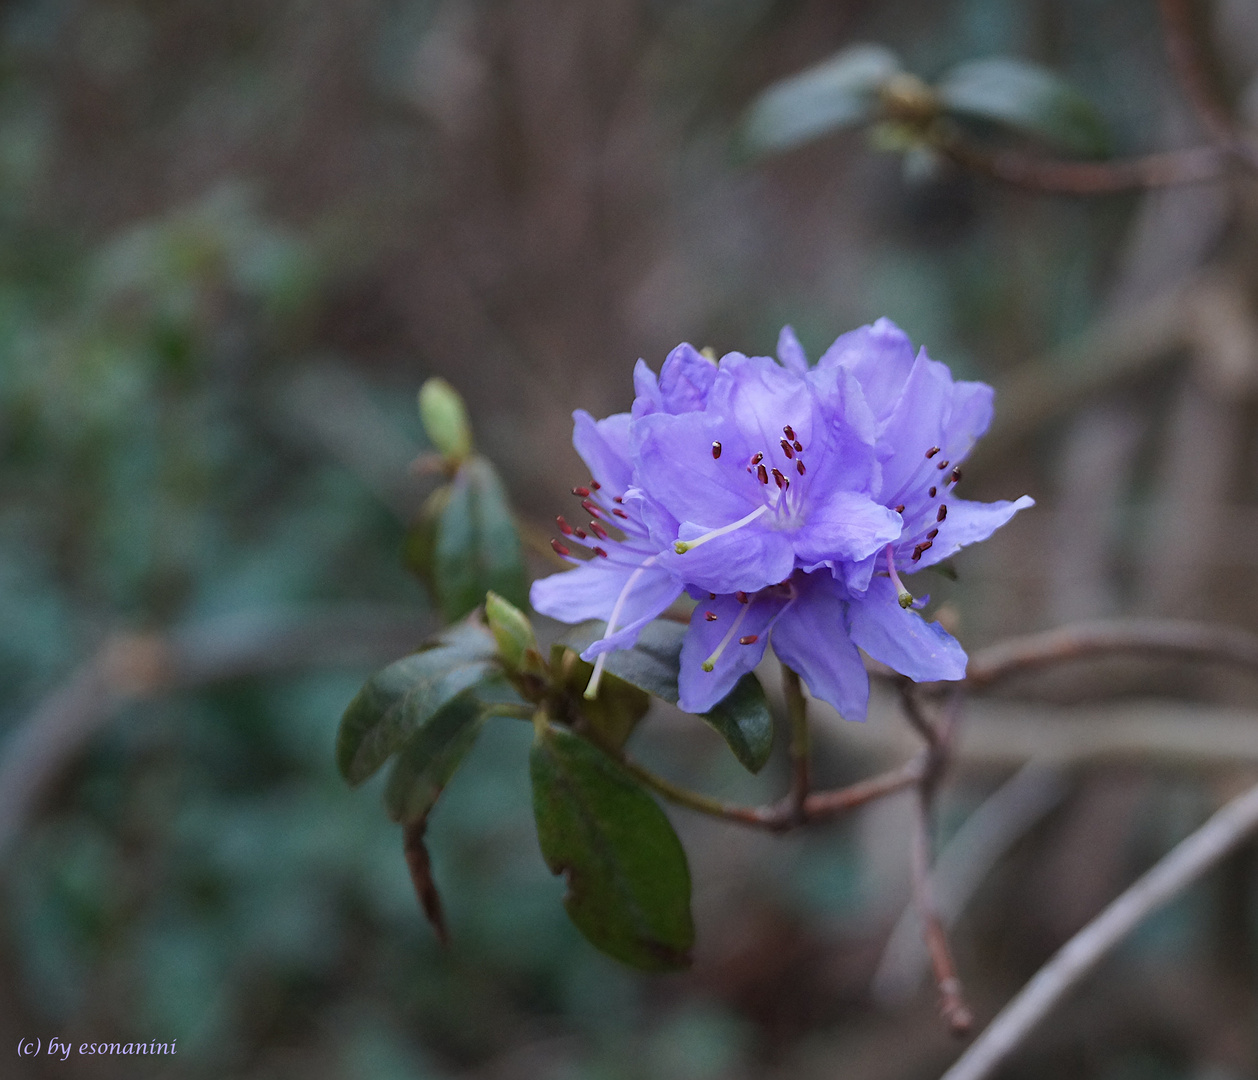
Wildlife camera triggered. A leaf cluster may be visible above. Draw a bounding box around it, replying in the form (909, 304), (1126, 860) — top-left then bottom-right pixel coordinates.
(740, 44), (1110, 169)
(337, 598), (775, 971)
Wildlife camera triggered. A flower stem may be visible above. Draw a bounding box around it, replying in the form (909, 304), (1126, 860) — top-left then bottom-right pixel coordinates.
(622, 758), (776, 828)
(624, 753), (924, 832)
(782, 664), (811, 822)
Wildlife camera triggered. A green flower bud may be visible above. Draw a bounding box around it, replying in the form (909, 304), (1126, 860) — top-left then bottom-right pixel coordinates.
(418, 378), (473, 461)
(485, 590), (537, 672)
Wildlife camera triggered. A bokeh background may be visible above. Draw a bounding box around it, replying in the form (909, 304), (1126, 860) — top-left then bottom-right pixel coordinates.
(4, 0), (1258, 1077)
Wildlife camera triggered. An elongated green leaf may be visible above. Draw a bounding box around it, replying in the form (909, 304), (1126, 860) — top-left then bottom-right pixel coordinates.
(336, 620), (499, 785)
(410, 456), (529, 623)
(385, 692), (488, 823)
(561, 620), (773, 773)
(432, 467), (482, 622)
(936, 57), (1109, 157)
(531, 725), (693, 971)
(742, 44), (903, 155)
(465, 457), (529, 612)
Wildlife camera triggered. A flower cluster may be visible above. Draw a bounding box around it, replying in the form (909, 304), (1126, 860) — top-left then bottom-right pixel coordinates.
(531, 319), (1033, 721)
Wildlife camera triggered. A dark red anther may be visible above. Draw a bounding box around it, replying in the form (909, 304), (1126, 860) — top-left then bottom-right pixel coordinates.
(575, 528), (588, 539)
(929, 486), (937, 498)
(572, 486), (590, 497)
(704, 611), (718, 621)
(746, 467), (753, 475)
(796, 460), (806, 475)
(556, 515), (574, 535)
(613, 495), (623, 503)
(551, 539), (571, 556)
(593, 546), (608, 558)
(590, 480), (601, 490)
(772, 468), (787, 489)
(612, 508), (628, 519)
(793, 441), (803, 453)
(894, 504), (906, 514)
(739, 634), (759, 645)
(912, 546), (923, 562)
(581, 499), (602, 517)
(951, 467), (962, 484)
(735, 591), (749, 604)
(757, 464), (769, 484)
(936, 459), (950, 470)
(783, 425), (796, 441)
(751, 452), (763, 465)
(937, 504), (947, 522)
(926, 446), (940, 459)
(927, 528), (939, 539)
(709, 592), (717, 600)
(780, 439), (795, 459)
(590, 521), (609, 540)
(911, 540), (934, 562)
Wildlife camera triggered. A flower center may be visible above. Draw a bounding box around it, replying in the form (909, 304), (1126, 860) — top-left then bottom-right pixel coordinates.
(675, 423), (811, 555)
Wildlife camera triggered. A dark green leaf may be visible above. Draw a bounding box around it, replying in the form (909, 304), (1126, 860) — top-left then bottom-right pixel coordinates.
(560, 620), (774, 773)
(411, 456), (529, 623)
(432, 467), (482, 622)
(385, 692), (488, 823)
(530, 725), (693, 971)
(465, 456), (529, 609)
(936, 57), (1110, 157)
(741, 44), (903, 155)
(336, 620), (498, 785)
(697, 672), (773, 774)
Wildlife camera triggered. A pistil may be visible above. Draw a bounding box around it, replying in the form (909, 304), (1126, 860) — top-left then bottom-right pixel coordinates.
(584, 555), (659, 699)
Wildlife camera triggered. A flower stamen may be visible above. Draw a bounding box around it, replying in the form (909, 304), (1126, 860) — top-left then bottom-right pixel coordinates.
(673, 504), (770, 554)
(885, 544), (914, 609)
(701, 601), (753, 671)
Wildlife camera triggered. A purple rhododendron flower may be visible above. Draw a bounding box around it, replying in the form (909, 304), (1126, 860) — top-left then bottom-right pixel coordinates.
(530, 320), (1033, 721)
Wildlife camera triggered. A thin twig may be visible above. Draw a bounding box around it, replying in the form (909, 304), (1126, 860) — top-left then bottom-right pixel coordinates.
(783, 665), (811, 823)
(964, 617), (1258, 691)
(936, 137), (1225, 194)
(873, 760), (1068, 1004)
(940, 775), (1258, 1080)
(624, 755), (925, 833)
(1158, 0), (1258, 168)
(901, 687), (973, 1034)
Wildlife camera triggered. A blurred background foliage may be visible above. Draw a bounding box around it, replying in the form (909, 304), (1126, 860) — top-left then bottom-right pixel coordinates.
(3, 0), (1258, 1077)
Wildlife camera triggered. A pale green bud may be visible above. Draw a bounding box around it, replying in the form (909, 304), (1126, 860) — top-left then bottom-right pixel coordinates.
(418, 378), (472, 461)
(485, 590), (536, 672)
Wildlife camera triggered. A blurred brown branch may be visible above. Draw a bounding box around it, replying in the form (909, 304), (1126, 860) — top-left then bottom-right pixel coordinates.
(937, 139), (1226, 194)
(940, 773), (1258, 1080)
(964, 617), (1258, 691)
(0, 606), (433, 863)
(1159, 0), (1258, 169)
